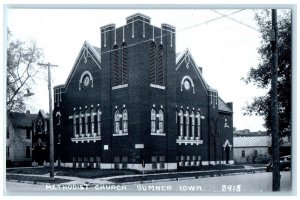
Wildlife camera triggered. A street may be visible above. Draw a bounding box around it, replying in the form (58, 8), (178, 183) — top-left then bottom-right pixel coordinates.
(5, 171), (292, 195)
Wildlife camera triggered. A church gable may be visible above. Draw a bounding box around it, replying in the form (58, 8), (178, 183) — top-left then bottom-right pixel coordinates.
(64, 41), (101, 91)
(176, 49), (210, 95)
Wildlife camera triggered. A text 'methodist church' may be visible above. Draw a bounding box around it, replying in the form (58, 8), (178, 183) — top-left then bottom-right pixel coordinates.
(52, 13), (234, 171)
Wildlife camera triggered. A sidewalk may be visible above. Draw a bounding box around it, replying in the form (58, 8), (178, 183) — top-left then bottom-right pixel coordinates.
(6, 172), (113, 185)
(6, 166), (266, 186)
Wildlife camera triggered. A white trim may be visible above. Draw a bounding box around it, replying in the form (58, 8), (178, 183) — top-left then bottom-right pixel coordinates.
(143, 20), (145, 38)
(171, 32), (173, 47)
(113, 133), (128, 136)
(104, 31), (106, 47)
(176, 138), (203, 145)
(201, 161), (209, 166)
(71, 135), (101, 143)
(100, 23), (116, 31)
(126, 13), (151, 22)
(85, 41), (101, 63)
(180, 75), (195, 94)
(112, 84), (128, 90)
(79, 70), (94, 90)
(132, 22), (135, 38)
(103, 145), (109, 150)
(160, 28), (162, 44)
(176, 49), (217, 95)
(223, 139), (233, 150)
(114, 28), (116, 45)
(122, 26), (125, 42)
(151, 132), (166, 136)
(152, 26), (155, 41)
(161, 23), (176, 30)
(100, 163), (113, 169)
(64, 41), (101, 91)
(135, 144), (144, 149)
(55, 111), (61, 117)
(62, 163), (73, 168)
(150, 83), (165, 90)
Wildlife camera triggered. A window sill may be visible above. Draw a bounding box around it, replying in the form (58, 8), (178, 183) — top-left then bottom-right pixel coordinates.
(150, 84), (165, 90)
(71, 134), (101, 143)
(151, 132), (166, 136)
(112, 84), (128, 90)
(113, 133), (128, 136)
(176, 138), (203, 145)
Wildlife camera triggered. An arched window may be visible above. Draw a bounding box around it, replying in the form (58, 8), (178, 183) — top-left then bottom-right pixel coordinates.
(151, 109), (156, 133)
(114, 110), (120, 134)
(158, 109), (164, 133)
(185, 110), (190, 137)
(56, 113), (61, 125)
(121, 43), (128, 84)
(191, 111), (195, 139)
(113, 45), (120, 86)
(196, 112), (201, 139)
(84, 110), (89, 135)
(122, 109), (128, 133)
(44, 119), (48, 132)
(179, 109), (184, 137)
(97, 108), (101, 136)
(79, 111), (83, 135)
(157, 45), (164, 86)
(149, 42), (156, 84)
(73, 112), (77, 137)
(90, 109), (95, 134)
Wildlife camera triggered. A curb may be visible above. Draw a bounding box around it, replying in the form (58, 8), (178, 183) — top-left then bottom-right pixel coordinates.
(112, 168), (266, 185)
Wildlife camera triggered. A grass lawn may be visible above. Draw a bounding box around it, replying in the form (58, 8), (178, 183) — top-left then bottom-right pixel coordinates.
(6, 167), (51, 175)
(177, 164), (245, 172)
(7, 167), (140, 179)
(6, 174), (71, 184)
(55, 168), (140, 179)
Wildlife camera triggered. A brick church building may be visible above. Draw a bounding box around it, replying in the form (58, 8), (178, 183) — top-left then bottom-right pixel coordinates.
(52, 13), (234, 171)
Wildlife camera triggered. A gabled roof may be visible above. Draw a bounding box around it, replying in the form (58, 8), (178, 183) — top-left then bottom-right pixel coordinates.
(7, 112), (37, 128)
(176, 49), (232, 113)
(63, 41), (101, 90)
(176, 48), (217, 94)
(218, 97), (233, 113)
(233, 136), (271, 147)
(38, 109), (49, 119)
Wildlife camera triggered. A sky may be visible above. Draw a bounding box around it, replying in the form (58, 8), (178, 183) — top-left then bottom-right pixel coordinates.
(6, 8), (273, 132)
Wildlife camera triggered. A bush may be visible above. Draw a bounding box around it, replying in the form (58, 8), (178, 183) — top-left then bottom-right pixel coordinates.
(254, 154), (272, 164)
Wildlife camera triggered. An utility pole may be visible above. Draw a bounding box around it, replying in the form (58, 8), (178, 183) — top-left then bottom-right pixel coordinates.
(270, 9), (280, 191)
(38, 62), (58, 180)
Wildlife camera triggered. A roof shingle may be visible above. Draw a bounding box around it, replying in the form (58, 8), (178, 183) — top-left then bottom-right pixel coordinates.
(233, 136), (271, 147)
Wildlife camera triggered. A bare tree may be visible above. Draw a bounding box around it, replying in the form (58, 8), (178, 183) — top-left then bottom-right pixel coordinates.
(6, 29), (44, 112)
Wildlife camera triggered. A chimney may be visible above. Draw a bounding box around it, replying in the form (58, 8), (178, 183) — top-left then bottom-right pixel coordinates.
(26, 110), (30, 114)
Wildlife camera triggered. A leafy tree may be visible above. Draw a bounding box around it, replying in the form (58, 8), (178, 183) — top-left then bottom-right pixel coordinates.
(242, 10), (291, 136)
(6, 29), (44, 112)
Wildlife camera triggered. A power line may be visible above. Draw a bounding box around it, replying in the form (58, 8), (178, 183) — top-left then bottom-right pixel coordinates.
(100, 9), (246, 56)
(177, 9), (245, 32)
(211, 9), (259, 32)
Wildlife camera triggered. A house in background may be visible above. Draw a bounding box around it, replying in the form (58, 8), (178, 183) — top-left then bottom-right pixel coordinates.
(233, 129), (271, 164)
(32, 110), (50, 166)
(6, 111), (37, 167)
